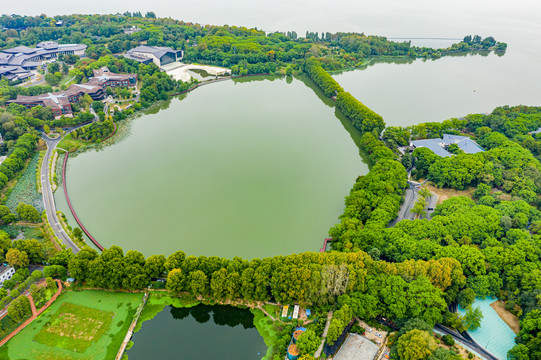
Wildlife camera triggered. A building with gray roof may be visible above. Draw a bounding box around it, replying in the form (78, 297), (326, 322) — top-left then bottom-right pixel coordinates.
(0, 41), (87, 82)
(126, 46), (183, 67)
(410, 134), (484, 157)
(333, 333), (379, 360)
(8, 66), (136, 118)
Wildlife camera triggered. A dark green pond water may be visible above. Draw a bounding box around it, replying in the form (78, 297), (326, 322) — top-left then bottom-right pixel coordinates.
(127, 304), (267, 359)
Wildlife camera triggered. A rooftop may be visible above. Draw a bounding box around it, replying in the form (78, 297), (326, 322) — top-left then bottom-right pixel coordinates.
(127, 45), (179, 59)
(333, 333), (379, 360)
(0, 264), (13, 276)
(411, 134), (484, 157)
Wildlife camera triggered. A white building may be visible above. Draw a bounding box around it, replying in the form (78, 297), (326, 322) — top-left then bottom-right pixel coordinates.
(0, 265), (15, 287)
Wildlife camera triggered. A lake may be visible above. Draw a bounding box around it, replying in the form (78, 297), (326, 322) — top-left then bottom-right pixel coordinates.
(127, 304), (267, 359)
(55, 76), (366, 258)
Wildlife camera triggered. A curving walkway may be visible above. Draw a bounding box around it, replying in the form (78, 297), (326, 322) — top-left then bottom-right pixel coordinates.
(62, 153), (104, 251)
(0, 279), (63, 347)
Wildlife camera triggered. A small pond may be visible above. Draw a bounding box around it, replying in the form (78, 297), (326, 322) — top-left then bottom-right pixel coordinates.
(127, 304), (267, 359)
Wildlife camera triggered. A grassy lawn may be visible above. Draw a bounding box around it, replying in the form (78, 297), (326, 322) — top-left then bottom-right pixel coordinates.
(251, 309), (281, 360)
(33, 302), (113, 352)
(263, 304), (281, 319)
(0, 290), (143, 360)
(57, 134), (88, 153)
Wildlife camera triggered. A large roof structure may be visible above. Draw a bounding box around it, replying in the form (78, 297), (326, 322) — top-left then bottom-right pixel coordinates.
(0, 41), (87, 81)
(8, 67), (136, 117)
(333, 333), (379, 360)
(127, 45), (178, 59)
(411, 134), (485, 157)
(0, 42), (86, 69)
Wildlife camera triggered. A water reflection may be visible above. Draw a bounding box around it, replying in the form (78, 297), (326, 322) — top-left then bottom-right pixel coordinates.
(170, 304), (256, 329)
(128, 304), (267, 360)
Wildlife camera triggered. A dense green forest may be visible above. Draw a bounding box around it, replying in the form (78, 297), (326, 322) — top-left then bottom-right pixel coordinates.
(0, 13), (506, 75)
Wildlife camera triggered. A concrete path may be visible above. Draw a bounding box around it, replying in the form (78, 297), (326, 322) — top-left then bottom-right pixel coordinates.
(41, 134), (80, 253)
(115, 292), (148, 360)
(314, 310), (333, 358)
(41, 120), (99, 253)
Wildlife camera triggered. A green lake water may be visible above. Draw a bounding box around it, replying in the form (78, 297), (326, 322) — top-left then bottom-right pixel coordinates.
(55, 76), (366, 258)
(127, 304), (267, 360)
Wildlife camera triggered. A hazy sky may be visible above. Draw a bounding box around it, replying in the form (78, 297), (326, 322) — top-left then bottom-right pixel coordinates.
(1, 0), (540, 42)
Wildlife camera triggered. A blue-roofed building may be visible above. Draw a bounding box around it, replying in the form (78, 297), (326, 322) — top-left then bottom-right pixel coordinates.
(410, 134), (484, 157)
(442, 134), (485, 154)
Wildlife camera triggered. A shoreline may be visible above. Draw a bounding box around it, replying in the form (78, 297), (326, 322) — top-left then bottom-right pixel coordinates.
(60, 72), (272, 252)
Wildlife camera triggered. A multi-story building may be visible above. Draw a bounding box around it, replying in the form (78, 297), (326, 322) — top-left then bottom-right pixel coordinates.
(8, 67), (136, 118)
(0, 265), (15, 287)
(0, 41), (87, 81)
(125, 46), (183, 67)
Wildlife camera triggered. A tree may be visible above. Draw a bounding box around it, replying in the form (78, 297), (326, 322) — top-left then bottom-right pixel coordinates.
(296, 329), (320, 355)
(508, 344), (532, 360)
(145, 254), (166, 278)
(463, 306), (483, 330)
(73, 227), (83, 240)
(46, 276), (57, 290)
(14, 239), (45, 263)
(6, 248), (29, 269)
(514, 309), (541, 359)
(189, 270), (208, 296)
(396, 329), (436, 360)
(166, 268), (186, 294)
(43, 124), (50, 134)
(441, 335), (454, 346)
(7, 296), (32, 323)
(92, 101), (105, 113)
(15, 203), (41, 223)
(45, 72), (61, 86)
(43, 265), (67, 279)
(457, 288), (476, 309)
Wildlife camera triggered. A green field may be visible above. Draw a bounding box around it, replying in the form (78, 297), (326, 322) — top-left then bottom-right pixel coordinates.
(0, 290), (143, 360)
(33, 302), (114, 352)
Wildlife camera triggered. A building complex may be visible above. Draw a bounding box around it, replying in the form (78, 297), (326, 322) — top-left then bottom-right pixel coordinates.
(8, 67), (136, 117)
(0, 41), (86, 81)
(410, 134), (485, 157)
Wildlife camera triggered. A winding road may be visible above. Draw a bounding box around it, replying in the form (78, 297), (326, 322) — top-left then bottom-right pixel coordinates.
(40, 117), (97, 253)
(41, 133), (80, 253)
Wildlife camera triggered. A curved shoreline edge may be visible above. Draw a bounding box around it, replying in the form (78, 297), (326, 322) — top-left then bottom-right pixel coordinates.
(61, 121), (120, 252)
(62, 151), (104, 251)
(60, 72), (271, 252)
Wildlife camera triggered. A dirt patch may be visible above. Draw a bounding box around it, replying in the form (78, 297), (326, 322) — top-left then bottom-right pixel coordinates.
(490, 300), (520, 334)
(425, 184), (475, 205)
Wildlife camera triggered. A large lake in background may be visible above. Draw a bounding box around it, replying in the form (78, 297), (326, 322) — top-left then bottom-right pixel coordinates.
(55, 76), (366, 258)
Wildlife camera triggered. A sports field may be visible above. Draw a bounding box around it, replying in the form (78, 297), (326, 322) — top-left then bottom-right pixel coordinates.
(0, 290), (143, 360)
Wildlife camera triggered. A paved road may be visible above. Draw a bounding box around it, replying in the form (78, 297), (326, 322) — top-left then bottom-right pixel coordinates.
(40, 121), (96, 253)
(41, 134), (80, 253)
(389, 179), (438, 226)
(434, 324), (499, 360)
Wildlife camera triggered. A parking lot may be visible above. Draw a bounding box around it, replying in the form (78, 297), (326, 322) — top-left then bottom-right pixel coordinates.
(358, 320), (388, 348)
